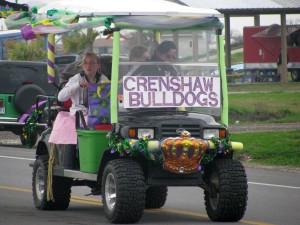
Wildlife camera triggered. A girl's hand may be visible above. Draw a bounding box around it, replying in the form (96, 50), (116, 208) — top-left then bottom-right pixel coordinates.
(79, 81), (89, 87)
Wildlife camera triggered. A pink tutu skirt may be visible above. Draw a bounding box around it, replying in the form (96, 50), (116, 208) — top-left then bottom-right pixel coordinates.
(48, 111), (77, 144)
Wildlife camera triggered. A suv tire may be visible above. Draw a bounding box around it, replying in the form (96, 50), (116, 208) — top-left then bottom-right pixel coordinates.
(102, 159), (145, 223)
(14, 84), (46, 114)
(20, 131), (38, 146)
(204, 159), (248, 222)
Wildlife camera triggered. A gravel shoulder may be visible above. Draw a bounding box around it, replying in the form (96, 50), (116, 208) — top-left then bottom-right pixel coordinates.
(230, 122), (300, 132)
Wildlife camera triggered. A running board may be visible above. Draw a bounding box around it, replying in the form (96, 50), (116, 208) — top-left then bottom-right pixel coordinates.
(53, 167), (97, 181)
(29, 162), (98, 181)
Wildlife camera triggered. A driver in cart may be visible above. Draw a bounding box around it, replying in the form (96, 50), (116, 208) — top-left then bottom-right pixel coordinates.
(128, 40), (180, 77)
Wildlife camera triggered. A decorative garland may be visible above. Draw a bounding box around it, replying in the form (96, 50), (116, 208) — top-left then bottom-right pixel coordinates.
(200, 137), (233, 165)
(23, 109), (42, 148)
(211, 136), (232, 154)
(106, 131), (234, 166)
(106, 132), (152, 159)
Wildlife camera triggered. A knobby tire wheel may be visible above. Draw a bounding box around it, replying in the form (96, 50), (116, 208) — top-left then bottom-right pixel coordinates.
(204, 159), (248, 222)
(102, 159), (145, 224)
(32, 155), (72, 210)
(145, 186), (168, 209)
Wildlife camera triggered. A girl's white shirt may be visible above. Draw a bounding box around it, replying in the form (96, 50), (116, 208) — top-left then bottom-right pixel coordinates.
(58, 73), (109, 115)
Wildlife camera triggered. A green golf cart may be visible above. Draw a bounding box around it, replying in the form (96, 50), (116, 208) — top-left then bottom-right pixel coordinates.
(26, 1), (247, 223)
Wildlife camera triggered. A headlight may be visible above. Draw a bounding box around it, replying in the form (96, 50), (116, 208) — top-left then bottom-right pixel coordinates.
(203, 129), (219, 139)
(137, 128), (154, 139)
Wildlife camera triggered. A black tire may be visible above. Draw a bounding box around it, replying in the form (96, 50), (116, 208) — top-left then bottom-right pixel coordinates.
(51, 175), (73, 210)
(20, 131), (38, 147)
(14, 84), (46, 114)
(204, 159), (248, 222)
(145, 186), (168, 209)
(102, 159), (145, 224)
(291, 70), (300, 82)
(32, 155), (72, 210)
(20, 134), (26, 146)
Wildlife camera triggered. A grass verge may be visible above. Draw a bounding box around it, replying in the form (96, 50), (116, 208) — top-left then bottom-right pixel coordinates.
(228, 92), (300, 124)
(228, 82), (300, 92)
(231, 130), (300, 167)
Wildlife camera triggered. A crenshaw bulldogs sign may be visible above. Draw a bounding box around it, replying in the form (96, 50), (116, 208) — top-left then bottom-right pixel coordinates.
(123, 76), (220, 108)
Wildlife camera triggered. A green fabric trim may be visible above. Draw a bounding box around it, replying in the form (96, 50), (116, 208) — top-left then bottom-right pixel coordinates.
(110, 31), (120, 124)
(217, 35), (228, 126)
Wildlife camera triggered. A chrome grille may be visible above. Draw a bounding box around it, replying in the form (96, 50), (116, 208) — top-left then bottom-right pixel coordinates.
(161, 124), (201, 138)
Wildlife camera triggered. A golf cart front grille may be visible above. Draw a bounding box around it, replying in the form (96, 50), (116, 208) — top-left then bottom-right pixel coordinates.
(161, 124), (201, 138)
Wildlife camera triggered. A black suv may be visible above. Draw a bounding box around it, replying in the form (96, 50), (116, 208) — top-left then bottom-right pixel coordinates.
(54, 54), (81, 73)
(0, 60), (59, 145)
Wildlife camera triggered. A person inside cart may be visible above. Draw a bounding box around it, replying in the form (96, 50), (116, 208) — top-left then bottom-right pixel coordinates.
(129, 45), (150, 62)
(48, 52), (109, 145)
(129, 40), (180, 76)
(126, 45), (150, 76)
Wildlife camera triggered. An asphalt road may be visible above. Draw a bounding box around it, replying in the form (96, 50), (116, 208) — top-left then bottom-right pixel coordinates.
(1, 144), (300, 225)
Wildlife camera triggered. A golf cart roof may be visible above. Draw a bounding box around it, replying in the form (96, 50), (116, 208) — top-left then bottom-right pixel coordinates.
(8, 0), (223, 35)
(37, 0), (221, 17)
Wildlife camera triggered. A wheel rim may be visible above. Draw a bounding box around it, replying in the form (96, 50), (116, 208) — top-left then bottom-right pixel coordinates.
(209, 171), (220, 210)
(105, 172), (117, 211)
(35, 167), (45, 201)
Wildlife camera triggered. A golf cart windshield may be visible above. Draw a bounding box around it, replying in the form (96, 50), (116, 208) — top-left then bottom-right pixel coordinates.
(117, 29), (221, 117)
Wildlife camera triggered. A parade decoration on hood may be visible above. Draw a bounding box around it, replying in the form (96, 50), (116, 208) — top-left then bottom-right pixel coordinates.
(106, 132), (155, 160)
(161, 130), (208, 174)
(106, 129), (235, 173)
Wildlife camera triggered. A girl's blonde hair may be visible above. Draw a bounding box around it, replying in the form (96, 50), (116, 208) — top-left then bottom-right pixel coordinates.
(81, 52), (100, 65)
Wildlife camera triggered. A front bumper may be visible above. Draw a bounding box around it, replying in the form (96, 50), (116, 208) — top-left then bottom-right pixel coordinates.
(127, 137), (243, 174)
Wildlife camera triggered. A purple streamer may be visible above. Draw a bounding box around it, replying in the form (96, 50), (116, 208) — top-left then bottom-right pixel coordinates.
(19, 100), (47, 123)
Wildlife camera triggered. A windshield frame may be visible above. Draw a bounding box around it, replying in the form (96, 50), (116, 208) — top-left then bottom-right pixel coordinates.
(110, 29), (228, 126)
